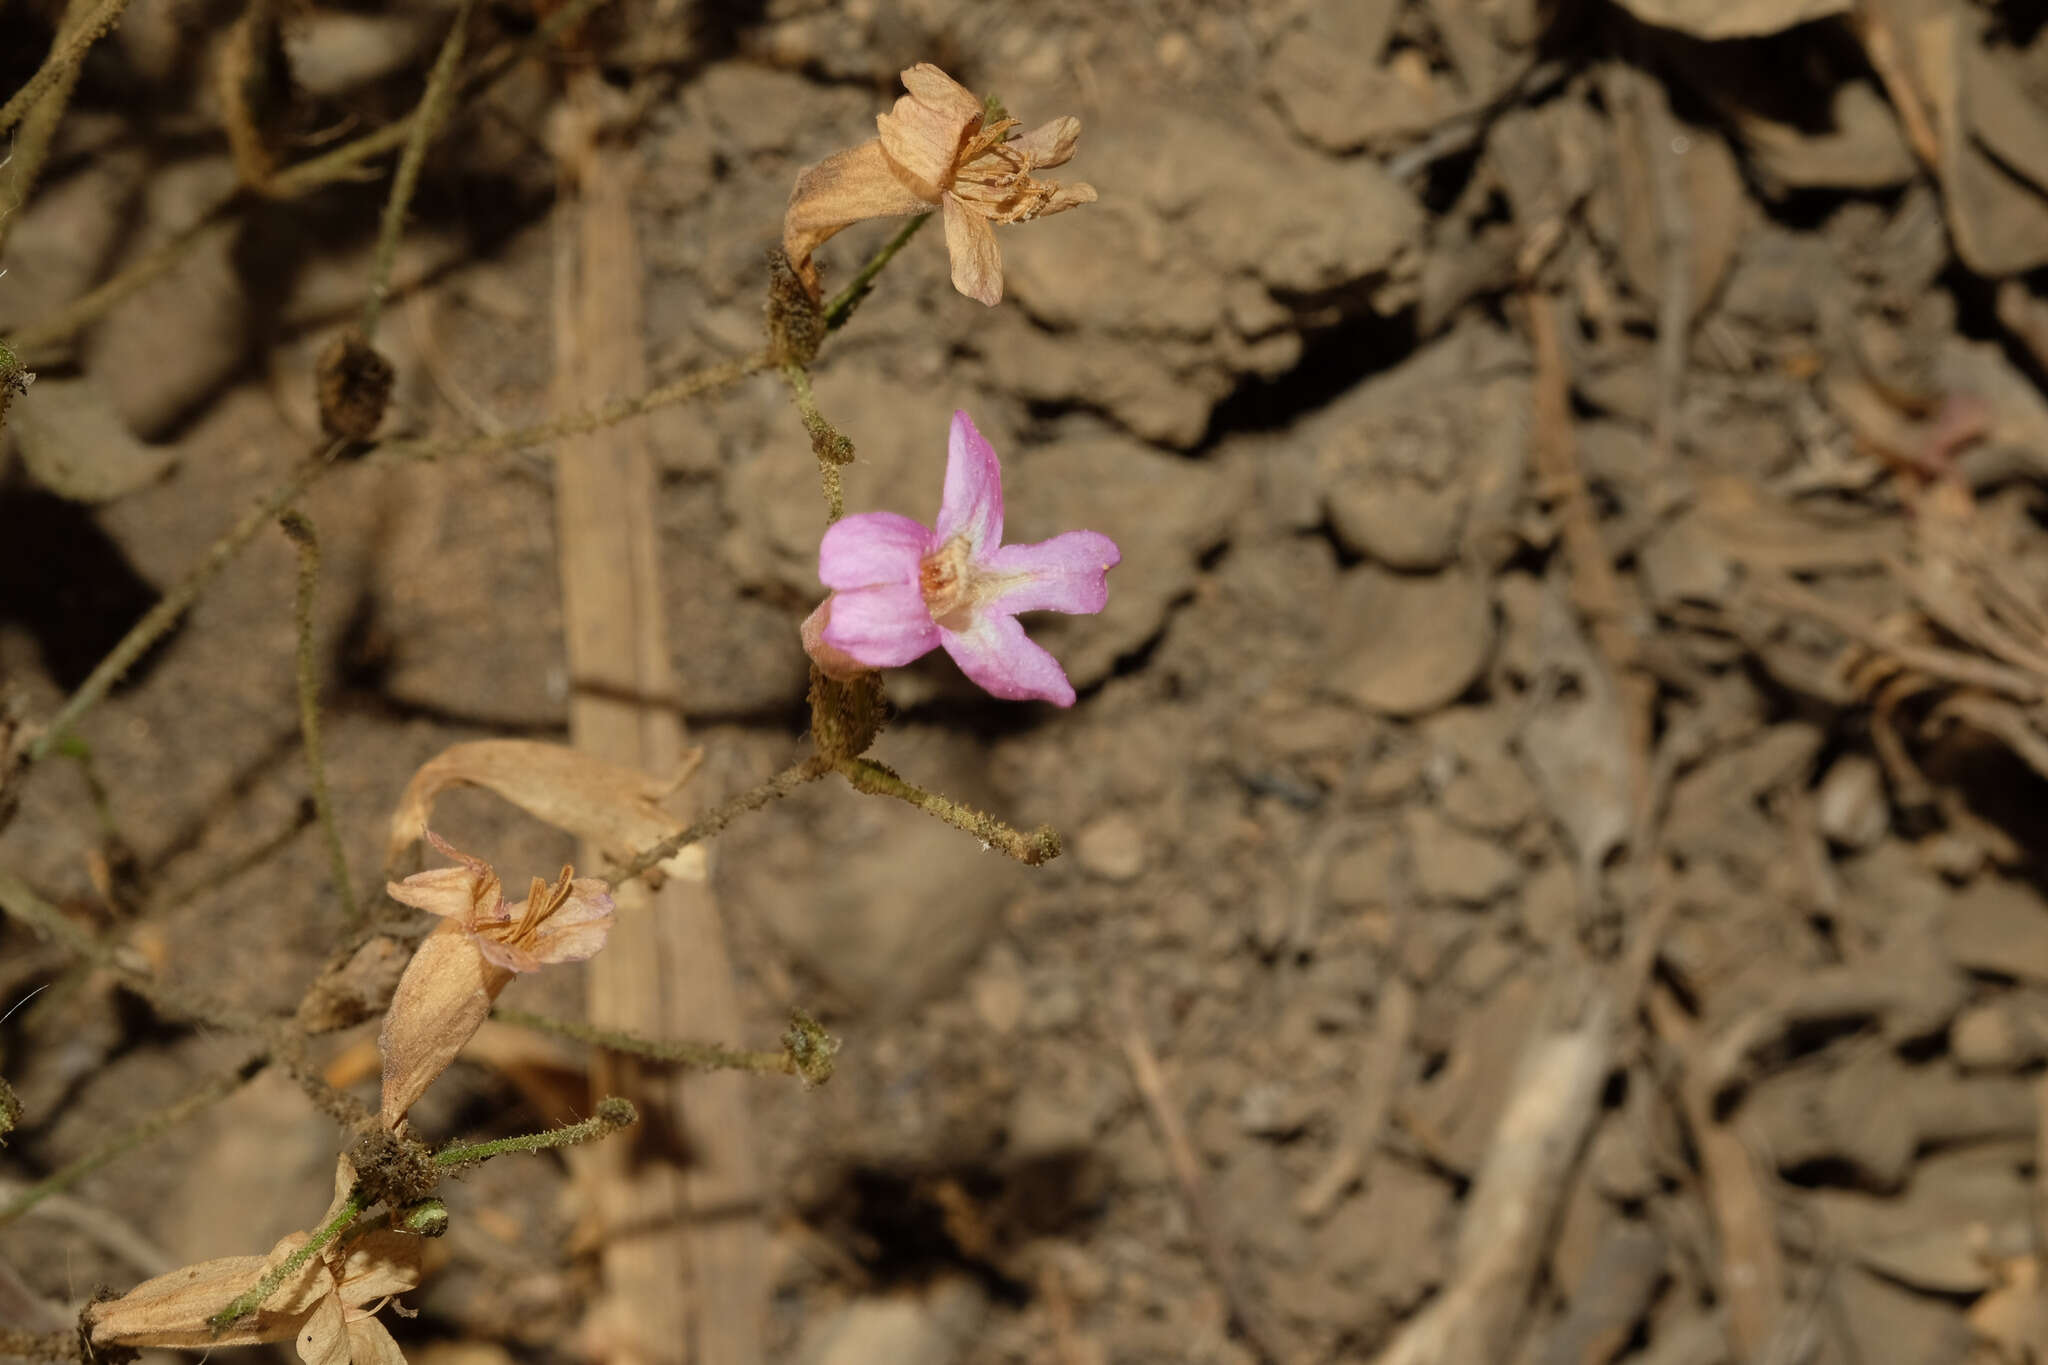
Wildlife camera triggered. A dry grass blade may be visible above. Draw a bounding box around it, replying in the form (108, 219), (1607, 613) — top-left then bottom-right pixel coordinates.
(549, 74), (764, 1365)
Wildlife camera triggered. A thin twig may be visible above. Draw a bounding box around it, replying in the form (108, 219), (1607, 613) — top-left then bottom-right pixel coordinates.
(3, 0), (612, 360)
(261, 0), (611, 199)
(372, 349), (773, 466)
(0, 1056), (266, 1230)
(360, 0), (474, 342)
(0, 0), (128, 138)
(2, 199), (238, 361)
(279, 514), (358, 929)
(821, 213), (931, 331)
(836, 757), (1061, 865)
(151, 799), (316, 913)
(492, 1006), (801, 1078)
(610, 756), (828, 883)
(0, 0), (126, 255)
(27, 444), (344, 761)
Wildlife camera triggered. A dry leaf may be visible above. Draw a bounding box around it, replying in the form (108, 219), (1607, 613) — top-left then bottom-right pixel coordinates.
(384, 739), (703, 882)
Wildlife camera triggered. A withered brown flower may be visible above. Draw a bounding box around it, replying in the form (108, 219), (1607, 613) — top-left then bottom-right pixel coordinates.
(378, 831), (613, 1127)
(86, 1156), (421, 1365)
(784, 63), (1097, 307)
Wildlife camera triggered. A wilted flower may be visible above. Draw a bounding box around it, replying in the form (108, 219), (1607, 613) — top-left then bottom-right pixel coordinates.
(802, 410), (1119, 706)
(378, 832), (614, 1127)
(85, 1156), (421, 1365)
(784, 63), (1097, 307)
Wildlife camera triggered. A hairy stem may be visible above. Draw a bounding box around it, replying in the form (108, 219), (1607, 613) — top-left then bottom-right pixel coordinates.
(0, 0), (125, 255)
(780, 360), (852, 521)
(610, 756), (829, 883)
(374, 349), (772, 466)
(278, 514), (358, 929)
(0, 1056), (266, 1230)
(432, 1096), (637, 1172)
(836, 758), (1062, 865)
(207, 1181), (365, 1330)
(493, 1007), (802, 1076)
(360, 0), (474, 342)
(27, 444), (343, 763)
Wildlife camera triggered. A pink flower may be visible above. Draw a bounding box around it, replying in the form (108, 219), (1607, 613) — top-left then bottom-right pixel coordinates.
(804, 411), (1119, 707)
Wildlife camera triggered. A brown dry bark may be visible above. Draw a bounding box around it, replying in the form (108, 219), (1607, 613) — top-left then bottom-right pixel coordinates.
(549, 75), (764, 1365)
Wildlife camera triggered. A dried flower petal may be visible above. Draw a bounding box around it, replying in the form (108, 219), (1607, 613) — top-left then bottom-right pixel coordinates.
(379, 836), (614, 1127)
(802, 411), (1119, 706)
(86, 1156), (419, 1363)
(782, 63), (1094, 306)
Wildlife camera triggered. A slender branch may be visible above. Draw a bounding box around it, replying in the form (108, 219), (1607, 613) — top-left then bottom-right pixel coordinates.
(2, 198), (238, 361)
(493, 1007), (803, 1077)
(610, 756), (829, 883)
(27, 444), (343, 763)
(207, 1182), (365, 1330)
(0, 0), (126, 255)
(0, 1056), (266, 1230)
(372, 350), (772, 466)
(152, 798), (315, 913)
(261, 0), (608, 198)
(3, 0), (612, 359)
(432, 1095), (637, 1172)
(278, 514), (358, 928)
(835, 757), (1062, 865)
(821, 213), (930, 331)
(360, 0), (474, 342)
(0, 0), (128, 137)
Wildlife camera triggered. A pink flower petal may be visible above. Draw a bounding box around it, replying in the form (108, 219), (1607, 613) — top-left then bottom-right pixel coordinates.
(821, 583), (943, 667)
(819, 511), (931, 589)
(935, 410), (1004, 550)
(939, 612), (1077, 706)
(980, 531), (1120, 616)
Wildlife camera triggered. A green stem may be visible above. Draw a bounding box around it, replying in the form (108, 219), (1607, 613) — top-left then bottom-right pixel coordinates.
(432, 1096), (637, 1171)
(822, 213), (931, 331)
(835, 758), (1062, 865)
(207, 1184), (365, 1330)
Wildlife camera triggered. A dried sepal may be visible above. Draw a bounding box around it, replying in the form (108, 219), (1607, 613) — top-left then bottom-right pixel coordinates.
(85, 1245), (326, 1349)
(377, 920), (506, 1130)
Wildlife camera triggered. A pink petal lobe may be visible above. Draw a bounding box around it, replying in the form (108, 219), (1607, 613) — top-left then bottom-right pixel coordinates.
(819, 511), (931, 589)
(821, 582), (943, 667)
(940, 613), (1077, 706)
(980, 531), (1120, 616)
(935, 410), (1005, 550)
